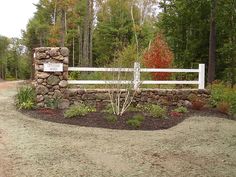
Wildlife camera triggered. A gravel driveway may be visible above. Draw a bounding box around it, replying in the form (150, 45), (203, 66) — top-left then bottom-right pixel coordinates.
(0, 81), (236, 177)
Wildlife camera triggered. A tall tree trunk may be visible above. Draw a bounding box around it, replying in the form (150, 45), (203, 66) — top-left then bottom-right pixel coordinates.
(60, 9), (66, 47)
(230, 36), (235, 88)
(82, 0), (90, 66)
(230, 8), (235, 88)
(53, 0), (57, 25)
(39, 35), (43, 47)
(208, 0), (217, 84)
(1, 63), (3, 80)
(89, 0), (93, 66)
(72, 37), (75, 67)
(79, 26), (83, 66)
(163, 0), (167, 13)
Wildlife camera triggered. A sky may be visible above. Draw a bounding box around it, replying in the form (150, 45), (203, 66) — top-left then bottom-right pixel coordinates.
(0, 0), (39, 38)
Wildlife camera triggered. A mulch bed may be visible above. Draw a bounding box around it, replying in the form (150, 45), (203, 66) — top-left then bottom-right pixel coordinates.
(21, 107), (234, 131)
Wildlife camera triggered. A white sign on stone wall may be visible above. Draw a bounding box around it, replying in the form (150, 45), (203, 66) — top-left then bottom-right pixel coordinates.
(43, 63), (63, 72)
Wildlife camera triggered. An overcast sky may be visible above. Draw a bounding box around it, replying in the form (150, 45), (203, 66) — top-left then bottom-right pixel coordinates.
(0, 0), (39, 38)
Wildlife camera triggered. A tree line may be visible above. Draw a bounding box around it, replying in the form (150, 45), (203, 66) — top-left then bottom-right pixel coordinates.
(0, 0), (235, 87)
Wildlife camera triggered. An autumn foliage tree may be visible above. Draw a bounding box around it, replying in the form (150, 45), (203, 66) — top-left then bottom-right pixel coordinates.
(143, 35), (173, 80)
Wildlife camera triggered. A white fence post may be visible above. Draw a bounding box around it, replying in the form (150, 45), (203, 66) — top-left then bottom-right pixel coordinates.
(133, 62), (141, 89)
(198, 64), (205, 89)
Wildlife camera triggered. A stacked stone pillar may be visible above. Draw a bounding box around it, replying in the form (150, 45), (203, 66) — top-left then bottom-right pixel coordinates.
(34, 47), (70, 109)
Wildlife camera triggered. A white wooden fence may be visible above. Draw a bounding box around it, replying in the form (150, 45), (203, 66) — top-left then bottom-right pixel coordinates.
(68, 63), (205, 89)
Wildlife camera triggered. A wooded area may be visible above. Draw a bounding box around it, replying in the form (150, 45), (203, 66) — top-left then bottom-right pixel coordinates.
(0, 0), (235, 87)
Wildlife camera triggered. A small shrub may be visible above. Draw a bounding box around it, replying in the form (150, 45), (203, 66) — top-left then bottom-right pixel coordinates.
(126, 114), (145, 128)
(105, 114), (118, 123)
(140, 104), (167, 118)
(126, 119), (141, 128)
(133, 114), (145, 121)
(209, 83), (236, 115)
(102, 104), (114, 114)
(126, 105), (139, 112)
(16, 85), (36, 109)
(191, 99), (205, 110)
(217, 101), (230, 114)
(64, 104), (96, 118)
(173, 106), (188, 113)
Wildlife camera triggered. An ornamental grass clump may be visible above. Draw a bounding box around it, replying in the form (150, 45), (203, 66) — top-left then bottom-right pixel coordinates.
(64, 104), (96, 118)
(16, 85), (36, 109)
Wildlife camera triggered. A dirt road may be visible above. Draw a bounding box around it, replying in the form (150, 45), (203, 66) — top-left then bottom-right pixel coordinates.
(0, 81), (236, 177)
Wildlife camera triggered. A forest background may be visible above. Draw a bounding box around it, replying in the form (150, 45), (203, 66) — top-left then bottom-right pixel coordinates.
(0, 0), (235, 87)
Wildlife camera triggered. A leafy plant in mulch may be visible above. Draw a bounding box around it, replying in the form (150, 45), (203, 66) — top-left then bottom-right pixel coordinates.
(102, 104), (114, 114)
(64, 104), (96, 118)
(126, 114), (145, 128)
(137, 104), (167, 118)
(16, 85), (36, 110)
(209, 83), (236, 115)
(105, 114), (118, 123)
(173, 106), (188, 113)
(170, 106), (188, 118)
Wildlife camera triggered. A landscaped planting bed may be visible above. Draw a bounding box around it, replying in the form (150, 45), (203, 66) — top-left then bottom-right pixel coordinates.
(17, 82), (235, 130)
(21, 105), (234, 130)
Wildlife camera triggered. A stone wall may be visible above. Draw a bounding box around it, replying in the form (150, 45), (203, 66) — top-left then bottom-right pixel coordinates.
(33, 47), (210, 109)
(65, 89), (210, 108)
(34, 47), (70, 109)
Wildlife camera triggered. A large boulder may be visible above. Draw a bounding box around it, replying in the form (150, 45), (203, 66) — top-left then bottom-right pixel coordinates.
(47, 75), (60, 86)
(60, 47), (69, 57)
(58, 99), (70, 109)
(59, 80), (68, 88)
(36, 85), (49, 95)
(53, 90), (62, 98)
(36, 95), (44, 102)
(35, 52), (47, 60)
(37, 72), (50, 79)
(49, 48), (59, 57)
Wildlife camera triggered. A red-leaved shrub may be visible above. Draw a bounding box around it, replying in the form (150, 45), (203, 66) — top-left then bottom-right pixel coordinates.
(143, 34), (173, 80)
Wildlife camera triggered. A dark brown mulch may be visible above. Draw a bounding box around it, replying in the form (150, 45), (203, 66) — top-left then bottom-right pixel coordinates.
(20, 107), (234, 131)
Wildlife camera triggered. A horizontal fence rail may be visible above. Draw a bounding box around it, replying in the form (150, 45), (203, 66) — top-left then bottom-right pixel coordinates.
(68, 63), (205, 89)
